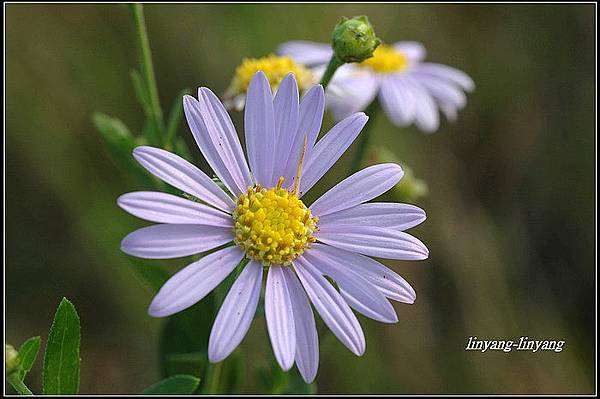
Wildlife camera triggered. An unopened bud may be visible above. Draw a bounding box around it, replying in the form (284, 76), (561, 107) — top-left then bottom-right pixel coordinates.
(369, 147), (428, 203)
(5, 344), (20, 374)
(331, 16), (381, 63)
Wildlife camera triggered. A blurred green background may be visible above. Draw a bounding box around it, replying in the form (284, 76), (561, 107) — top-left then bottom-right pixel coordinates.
(5, 3), (595, 394)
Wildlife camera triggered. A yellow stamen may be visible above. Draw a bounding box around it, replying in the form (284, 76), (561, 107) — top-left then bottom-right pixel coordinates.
(233, 179), (318, 266)
(361, 44), (408, 73)
(226, 55), (314, 96)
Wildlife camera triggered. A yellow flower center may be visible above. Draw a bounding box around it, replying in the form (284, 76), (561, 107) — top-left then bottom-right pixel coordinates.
(233, 178), (318, 266)
(226, 55), (314, 95)
(361, 44), (408, 73)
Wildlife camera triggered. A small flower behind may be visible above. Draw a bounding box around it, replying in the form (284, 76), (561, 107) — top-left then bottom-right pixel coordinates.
(118, 71), (428, 383)
(278, 39), (475, 133)
(224, 55), (316, 110)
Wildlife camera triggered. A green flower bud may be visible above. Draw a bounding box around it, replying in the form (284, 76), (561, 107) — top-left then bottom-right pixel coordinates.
(331, 15), (381, 63)
(394, 166), (429, 203)
(5, 344), (20, 374)
(370, 147), (428, 203)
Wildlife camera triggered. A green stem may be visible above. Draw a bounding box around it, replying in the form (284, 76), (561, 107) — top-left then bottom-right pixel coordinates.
(7, 373), (33, 395)
(203, 362), (223, 394)
(130, 3), (164, 142)
(349, 100), (381, 173)
(319, 56), (343, 90)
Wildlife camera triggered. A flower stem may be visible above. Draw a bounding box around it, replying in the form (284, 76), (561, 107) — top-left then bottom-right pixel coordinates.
(129, 3), (164, 143)
(319, 56), (343, 90)
(349, 100), (380, 173)
(203, 362), (223, 394)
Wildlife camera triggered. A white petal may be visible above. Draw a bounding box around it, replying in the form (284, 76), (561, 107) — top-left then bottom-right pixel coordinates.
(273, 74), (300, 183)
(303, 246), (397, 323)
(326, 68), (379, 122)
(310, 163), (404, 217)
(283, 85), (325, 187)
(417, 62), (475, 92)
(277, 40), (333, 66)
(208, 260), (263, 362)
(414, 72), (467, 109)
(118, 191), (232, 227)
(183, 92), (252, 196)
(307, 244), (416, 304)
(317, 202), (426, 231)
(392, 41), (427, 62)
(121, 224), (233, 259)
(265, 266), (296, 371)
(299, 112), (368, 197)
(316, 225), (429, 261)
(282, 268), (319, 383)
(148, 246), (244, 317)
(294, 256), (365, 356)
(379, 76), (416, 127)
(405, 77), (440, 133)
(245, 71), (276, 186)
(133, 146), (235, 213)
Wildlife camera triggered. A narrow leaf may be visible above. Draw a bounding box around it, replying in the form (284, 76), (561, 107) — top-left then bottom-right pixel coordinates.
(143, 374), (201, 395)
(130, 69), (153, 118)
(42, 298), (81, 395)
(166, 88), (192, 144)
(7, 374), (33, 396)
(17, 336), (41, 381)
(93, 112), (154, 186)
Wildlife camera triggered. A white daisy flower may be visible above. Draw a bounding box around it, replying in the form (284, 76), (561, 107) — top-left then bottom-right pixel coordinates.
(118, 72), (428, 383)
(279, 40), (475, 133)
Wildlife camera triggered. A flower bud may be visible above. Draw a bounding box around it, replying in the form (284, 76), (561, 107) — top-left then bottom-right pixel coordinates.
(394, 166), (429, 203)
(5, 344), (20, 374)
(331, 16), (381, 63)
(369, 147), (428, 202)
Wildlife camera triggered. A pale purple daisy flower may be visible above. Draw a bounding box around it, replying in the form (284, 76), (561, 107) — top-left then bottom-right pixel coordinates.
(118, 71), (428, 383)
(278, 40), (475, 133)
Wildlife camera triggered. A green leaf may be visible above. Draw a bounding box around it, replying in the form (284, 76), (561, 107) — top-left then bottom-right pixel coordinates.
(165, 88), (192, 144)
(141, 116), (163, 148)
(142, 374), (201, 395)
(130, 69), (153, 119)
(6, 374), (33, 396)
(93, 112), (154, 186)
(42, 298), (81, 395)
(16, 336), (41, 381)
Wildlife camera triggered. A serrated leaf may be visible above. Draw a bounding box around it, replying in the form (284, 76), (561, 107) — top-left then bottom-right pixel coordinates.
(42, 298), (81, 395)
(142, 374), (201, 395)
(17, 336), (41, 381)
